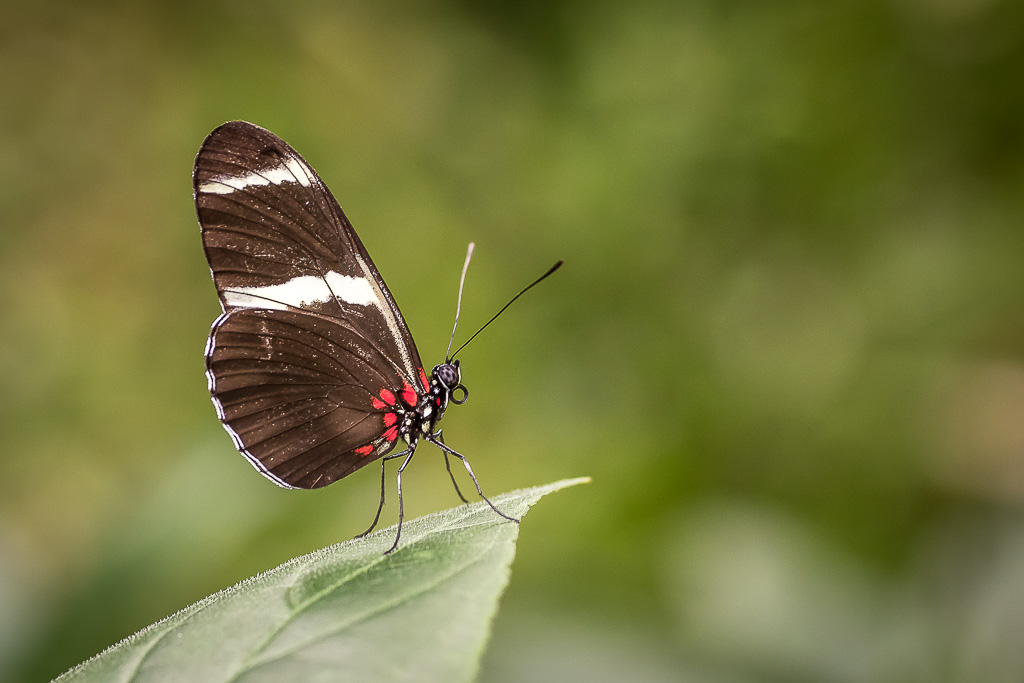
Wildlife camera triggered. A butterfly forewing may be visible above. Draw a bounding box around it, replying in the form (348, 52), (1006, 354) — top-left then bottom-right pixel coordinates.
(195, 122), (427, 488)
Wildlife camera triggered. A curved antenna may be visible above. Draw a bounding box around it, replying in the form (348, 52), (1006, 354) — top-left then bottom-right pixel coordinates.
(445, 243), (475, 362)
(450, 259), (563, 361)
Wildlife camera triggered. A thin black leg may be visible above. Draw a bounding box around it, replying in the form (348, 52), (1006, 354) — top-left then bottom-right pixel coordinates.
(385, 447), (418, 554)
(355, 449), (410, 539)
(436, 430), (469, 504)
(425, 435), (519, 524)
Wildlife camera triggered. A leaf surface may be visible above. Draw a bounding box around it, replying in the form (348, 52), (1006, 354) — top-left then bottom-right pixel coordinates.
(55, 478), (589, 683)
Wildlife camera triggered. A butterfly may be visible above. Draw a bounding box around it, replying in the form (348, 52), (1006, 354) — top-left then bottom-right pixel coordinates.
(193, 121), (560, 553)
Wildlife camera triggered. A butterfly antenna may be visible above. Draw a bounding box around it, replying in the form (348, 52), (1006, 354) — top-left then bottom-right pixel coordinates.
(450, 259), (563, 361)
(445, 243), (475, 362)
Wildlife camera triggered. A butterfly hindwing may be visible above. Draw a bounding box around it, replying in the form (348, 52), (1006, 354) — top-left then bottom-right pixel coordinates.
(207, 309), (407, 488)
(195, 122), (426, 488)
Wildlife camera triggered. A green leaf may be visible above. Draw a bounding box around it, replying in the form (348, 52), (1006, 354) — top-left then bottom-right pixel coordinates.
(54, 477), (589, 683)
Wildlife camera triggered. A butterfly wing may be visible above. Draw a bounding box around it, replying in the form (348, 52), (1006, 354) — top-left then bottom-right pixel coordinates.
(195, 121), (426, 489)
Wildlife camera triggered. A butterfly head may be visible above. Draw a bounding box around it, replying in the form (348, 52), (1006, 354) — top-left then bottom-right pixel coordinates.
(433, 360), (468, 405)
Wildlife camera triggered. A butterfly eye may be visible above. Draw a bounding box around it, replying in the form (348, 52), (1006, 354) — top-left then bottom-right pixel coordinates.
(434, 363), (460, 389)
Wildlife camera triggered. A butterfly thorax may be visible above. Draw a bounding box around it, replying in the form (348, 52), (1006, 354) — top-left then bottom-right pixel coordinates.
(399, 360), (467, 446)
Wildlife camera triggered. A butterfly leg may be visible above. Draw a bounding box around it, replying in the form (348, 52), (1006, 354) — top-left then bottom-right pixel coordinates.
(435, 430), (469, 504)
(356, 448), (410, 540)
(425, 435), (519, 524)
(386, 446), (419, 554)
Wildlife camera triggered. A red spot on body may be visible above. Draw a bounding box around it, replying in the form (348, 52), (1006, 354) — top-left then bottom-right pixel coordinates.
(401, 382), (417, 407)
(418, 368), (429, 391)
(378, 388), (395, 406)
(371, 398), (386, 410)
(383, 412), (397, 427)
(436, 397), (442, 407)
(384, 425), (398, 441)
(355, 445), (373, 457)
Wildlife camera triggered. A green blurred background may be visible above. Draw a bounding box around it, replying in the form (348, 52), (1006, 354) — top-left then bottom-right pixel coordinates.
(3, 0), (1024, 681)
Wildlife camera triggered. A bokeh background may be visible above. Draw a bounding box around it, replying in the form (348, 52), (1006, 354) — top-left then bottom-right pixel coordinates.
(3, 1), (1024, 681)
